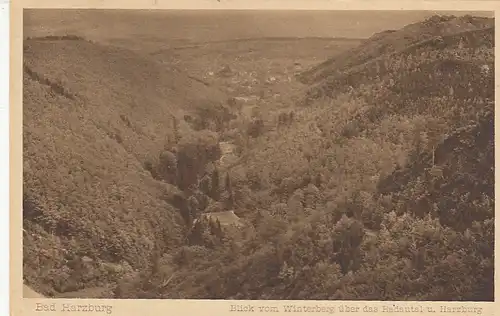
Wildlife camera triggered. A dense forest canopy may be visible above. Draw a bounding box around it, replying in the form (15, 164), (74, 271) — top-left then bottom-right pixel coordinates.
(23, 14), (494, 300)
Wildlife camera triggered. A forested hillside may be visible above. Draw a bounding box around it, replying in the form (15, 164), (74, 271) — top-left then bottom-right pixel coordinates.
(22, 36), (229, 296)
(23, 14), (494, 301)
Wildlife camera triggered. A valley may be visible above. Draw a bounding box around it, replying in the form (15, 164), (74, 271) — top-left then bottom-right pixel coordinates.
(22, 10), (494, 301)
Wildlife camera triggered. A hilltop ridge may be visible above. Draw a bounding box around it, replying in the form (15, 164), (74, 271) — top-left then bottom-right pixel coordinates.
(299, 15), (493, 85)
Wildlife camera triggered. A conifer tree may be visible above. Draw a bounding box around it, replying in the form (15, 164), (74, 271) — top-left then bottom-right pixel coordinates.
(225, 172), (235, 208)
(211, 167), (220, 200)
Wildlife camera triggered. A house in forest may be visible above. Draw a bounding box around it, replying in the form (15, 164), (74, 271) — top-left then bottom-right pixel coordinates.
(199, 210), (245, 228)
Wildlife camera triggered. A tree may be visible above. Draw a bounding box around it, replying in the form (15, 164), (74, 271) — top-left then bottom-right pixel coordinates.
(158, 150), (178, 184)
(187, 195), (200, 220)
(425, 119), (447, 166)
(410, 118), (446, 166)
(225, 173), (235, 208)
(331, 216), (365, 273)
(210, 167), (220, 200)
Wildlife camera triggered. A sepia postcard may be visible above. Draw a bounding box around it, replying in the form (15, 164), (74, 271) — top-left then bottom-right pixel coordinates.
(9, 0), (500, 315)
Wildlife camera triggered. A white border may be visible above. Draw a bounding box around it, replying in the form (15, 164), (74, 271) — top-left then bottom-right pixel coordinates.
(1, 1), (9, 316)
(10, 2), (500, 316)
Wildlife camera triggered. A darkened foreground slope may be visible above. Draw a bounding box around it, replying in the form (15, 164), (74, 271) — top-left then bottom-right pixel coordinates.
(22, 37), (229, 296)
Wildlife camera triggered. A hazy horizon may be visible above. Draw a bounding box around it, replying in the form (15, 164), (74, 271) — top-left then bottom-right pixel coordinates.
(24, 9), (494, 43)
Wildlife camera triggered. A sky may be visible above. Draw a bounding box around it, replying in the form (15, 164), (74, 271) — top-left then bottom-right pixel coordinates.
(24, 9), (494, 42)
